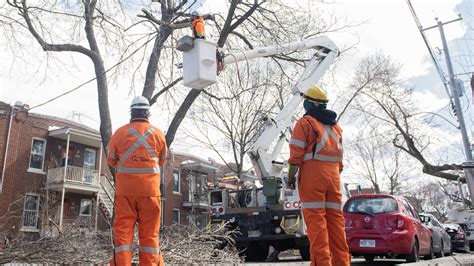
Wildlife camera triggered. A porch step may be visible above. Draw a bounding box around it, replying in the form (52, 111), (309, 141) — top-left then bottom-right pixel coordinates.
(98, 175), (115, 220)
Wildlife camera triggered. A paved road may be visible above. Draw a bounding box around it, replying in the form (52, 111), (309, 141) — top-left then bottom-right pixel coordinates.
(351, 253), (474, 265)
(243, 252), (474, 265)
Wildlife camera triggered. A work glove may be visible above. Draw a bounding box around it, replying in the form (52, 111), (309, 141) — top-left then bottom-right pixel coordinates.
(285, 164), (298, 190)
(286, 176), (296, 190)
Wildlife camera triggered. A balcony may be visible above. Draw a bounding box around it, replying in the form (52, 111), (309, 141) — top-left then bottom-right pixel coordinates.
(46, 166), (100, 193)
(182, 194), (209, 209)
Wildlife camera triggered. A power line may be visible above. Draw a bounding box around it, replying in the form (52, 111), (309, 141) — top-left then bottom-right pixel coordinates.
(28, 32), (159, 111)
(454, 71), (474, 77)
(406, 0), (453, 100)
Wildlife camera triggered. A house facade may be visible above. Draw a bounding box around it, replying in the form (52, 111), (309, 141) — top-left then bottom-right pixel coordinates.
(0, 101), (113, 238)
(0, 101), (235, 238)
(161, 152), (232, 228)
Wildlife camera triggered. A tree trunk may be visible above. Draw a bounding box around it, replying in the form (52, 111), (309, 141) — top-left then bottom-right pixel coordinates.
(94, 61), (113, 148)
(373, 183), (381, 194)
(142, 26), (173, 99)
(165, 89), (202, 147)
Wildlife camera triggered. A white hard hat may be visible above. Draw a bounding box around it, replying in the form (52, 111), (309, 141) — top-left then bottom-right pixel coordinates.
(130, 96), (150, 110)
(191, 10), (201, 17)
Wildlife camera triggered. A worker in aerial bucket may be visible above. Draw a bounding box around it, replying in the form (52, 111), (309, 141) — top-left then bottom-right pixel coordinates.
(190, 10), (205, 39)
(107, 96), (167, 266)
(286, 86), (350, 266)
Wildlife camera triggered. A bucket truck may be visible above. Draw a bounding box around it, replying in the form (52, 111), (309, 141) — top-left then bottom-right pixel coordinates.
(178, 36), (348, 261)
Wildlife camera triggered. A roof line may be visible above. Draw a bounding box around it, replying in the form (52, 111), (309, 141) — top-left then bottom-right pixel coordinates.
(30, 112), (99, 134)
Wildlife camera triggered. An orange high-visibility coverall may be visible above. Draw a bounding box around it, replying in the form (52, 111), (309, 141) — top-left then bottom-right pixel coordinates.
(191, 17), (205, 39)
(289, 115), (350, 266)
(107, 118), (167, 266)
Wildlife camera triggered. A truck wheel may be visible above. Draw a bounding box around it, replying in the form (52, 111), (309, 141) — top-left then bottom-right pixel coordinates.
(406, 238), (420, 262)
(242, 242), (269, 262)
(299, 246), (310, 261)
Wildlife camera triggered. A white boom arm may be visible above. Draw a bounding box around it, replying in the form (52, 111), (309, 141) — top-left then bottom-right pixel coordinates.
(222, 37), (339, 178)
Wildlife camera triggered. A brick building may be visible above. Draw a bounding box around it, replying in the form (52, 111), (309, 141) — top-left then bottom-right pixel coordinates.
(0, 101), (113, 238)
(161, 152), (233, 228)
(0, 101), (235, 239)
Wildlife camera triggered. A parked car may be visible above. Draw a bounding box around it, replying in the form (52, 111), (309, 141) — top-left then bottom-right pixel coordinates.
(344, 194), (433, 263)
(444, 223), (471, 253)
(419, 213), (452, 257)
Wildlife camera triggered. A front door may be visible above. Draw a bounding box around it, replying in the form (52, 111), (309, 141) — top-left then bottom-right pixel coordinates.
(62, 198), (70, 220)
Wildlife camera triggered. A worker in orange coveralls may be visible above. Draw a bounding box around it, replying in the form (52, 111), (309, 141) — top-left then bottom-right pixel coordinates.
(107, 96), (167, 266)
(286, 85), (350, 266)
(190, 10), (205, 39)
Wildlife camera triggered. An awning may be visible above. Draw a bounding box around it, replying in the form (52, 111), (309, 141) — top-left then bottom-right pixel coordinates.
(48, 127), (102, 148)
(181, 161), (218, 174)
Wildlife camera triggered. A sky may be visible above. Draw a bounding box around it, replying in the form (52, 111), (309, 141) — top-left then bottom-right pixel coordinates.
(1, 0), (473, 184)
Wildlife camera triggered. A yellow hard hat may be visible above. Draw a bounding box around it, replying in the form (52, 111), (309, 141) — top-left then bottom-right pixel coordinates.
(301, 85), (328, 103)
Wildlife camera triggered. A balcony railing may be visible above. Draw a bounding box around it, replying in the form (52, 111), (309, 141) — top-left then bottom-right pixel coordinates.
(47, 166), (99, 187)
(182, 194), (209, 208)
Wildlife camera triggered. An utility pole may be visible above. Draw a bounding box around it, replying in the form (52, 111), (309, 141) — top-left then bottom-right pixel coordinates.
(435, 18), (470, 160)
(421, 15), (474, 204)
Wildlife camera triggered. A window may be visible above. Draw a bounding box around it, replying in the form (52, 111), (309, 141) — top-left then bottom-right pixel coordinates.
(210, 191), (223, 206)
(407, 203), (420, 220)
(344, 197), (398, 214)
(80, 199), (92, 216)
(83, 148), (96, 169)
(173, 170), (181, 194)
(21, 194), (40, 230)
(402, 200), (420, 220)
(172, 209), (180, 225)
(431, 217), (442, 227)
(29, 138), (46, 172)
(83, 148), (97, 183)
(199, 174), (207, 194)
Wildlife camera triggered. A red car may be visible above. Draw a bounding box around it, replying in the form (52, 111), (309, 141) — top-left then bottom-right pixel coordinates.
(343, 194), (433, 262)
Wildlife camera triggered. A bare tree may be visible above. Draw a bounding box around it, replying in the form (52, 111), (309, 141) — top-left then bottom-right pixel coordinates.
(177, 2), (359, 178)
(384, 148), (405, 195)
(4, 0), (126, 147)
(348, 126), (384, 194)
(139, 0), (360, 147)
(347, 122), (410, 194)
(347, 53), (464, 182)
(404, 181), (463, 222)
(3, 0), (358, 152)
(186, 61), (280, 178)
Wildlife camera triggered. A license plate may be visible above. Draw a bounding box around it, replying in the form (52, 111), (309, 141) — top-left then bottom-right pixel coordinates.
(360, 239), (376, 248)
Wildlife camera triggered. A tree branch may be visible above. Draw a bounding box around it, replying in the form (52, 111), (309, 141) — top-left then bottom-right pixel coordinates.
(149, 76), (183, 105)
(217, 0), (239, 47)
(12, 0), (97, 60)
(229, 31), (254, 49)
(138, 8), (213, 30)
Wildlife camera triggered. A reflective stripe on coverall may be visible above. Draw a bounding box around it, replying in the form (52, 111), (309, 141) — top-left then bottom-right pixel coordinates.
(191, 17), (205, 39)
(289, 115), (350, 266)
(107, 118), (167, 266)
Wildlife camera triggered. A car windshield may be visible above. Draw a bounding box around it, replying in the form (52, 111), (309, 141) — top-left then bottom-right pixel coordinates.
(344, 197), (398, 214)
